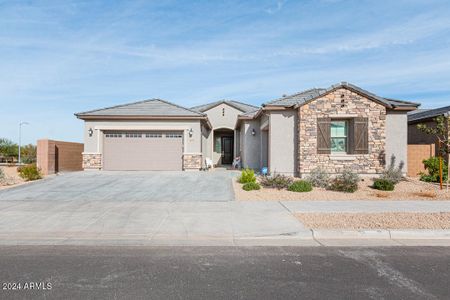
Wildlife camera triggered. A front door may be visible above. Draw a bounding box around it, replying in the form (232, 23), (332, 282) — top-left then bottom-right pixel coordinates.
(221, 136), (233, 165)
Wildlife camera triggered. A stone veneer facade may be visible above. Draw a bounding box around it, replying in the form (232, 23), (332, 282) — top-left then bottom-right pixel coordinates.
(183, 154), (202, 170)
(298, 88), (386, 176)
(82, 153), (102, 170)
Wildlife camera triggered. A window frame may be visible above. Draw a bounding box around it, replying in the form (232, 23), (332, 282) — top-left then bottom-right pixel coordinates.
(330, 119), (349, 154)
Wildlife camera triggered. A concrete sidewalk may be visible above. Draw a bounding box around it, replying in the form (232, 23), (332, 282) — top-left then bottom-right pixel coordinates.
(281, 200), (450, 213)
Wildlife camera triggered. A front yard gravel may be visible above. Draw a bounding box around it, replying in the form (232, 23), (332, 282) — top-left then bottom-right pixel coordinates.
(234, 178), (450, 201)
(296, 212), (450, 229)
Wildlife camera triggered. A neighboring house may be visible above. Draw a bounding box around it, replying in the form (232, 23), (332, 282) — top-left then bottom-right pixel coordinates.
(236, 82), (419, 176)
(75, 82), (419, 175)
(408, 105), (450, 155)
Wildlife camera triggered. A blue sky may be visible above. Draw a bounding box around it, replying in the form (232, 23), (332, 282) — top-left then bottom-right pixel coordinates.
(1, 0), (450, 144)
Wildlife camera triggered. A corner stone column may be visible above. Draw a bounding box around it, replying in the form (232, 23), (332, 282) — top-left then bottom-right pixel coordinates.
(183, 154), (202, 170)
(82, 153), (102, 170)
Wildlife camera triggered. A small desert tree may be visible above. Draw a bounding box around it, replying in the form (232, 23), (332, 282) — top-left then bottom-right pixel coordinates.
(417, 115), (450, 189)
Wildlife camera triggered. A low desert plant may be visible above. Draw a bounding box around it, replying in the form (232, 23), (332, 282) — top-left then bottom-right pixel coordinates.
(420, 157), (448, 183)
(373, 178), (395, 191)
(242, 182), (261, 191)
(238, 168), (256, 184)
(17, 164), (42, 181)
(260, 173), (293, 190)
(288, 180), (313, 192)
(306, 167), (330, 188)
(329, 169), (360, 193)
(381, 155), (404, 184)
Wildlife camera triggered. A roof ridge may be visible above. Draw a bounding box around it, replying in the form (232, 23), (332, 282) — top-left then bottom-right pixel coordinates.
(75, 98), (205, 117)
(264, 87), (326, 106)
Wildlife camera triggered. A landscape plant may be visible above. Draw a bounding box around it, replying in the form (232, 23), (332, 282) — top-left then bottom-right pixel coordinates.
(306, 167), (330, 188)
(288, 180), (313, 192)
(260, 173), (293, 190)
(238, 168), (256, 184)
(328, 169), (360, 193)
(380, 155), (404, 184)
(373, 178), (395, 191)
(242, 182), (261, 191)
(420, 157), (448, 182)
(17, 164), (42, 181)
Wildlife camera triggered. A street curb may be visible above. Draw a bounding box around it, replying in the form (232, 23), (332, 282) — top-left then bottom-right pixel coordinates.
(312, 229), (450, 240)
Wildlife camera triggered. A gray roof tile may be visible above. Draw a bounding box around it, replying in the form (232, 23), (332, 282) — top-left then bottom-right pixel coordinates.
(408, 105), (450, 123)
(76, 99), (205, 117)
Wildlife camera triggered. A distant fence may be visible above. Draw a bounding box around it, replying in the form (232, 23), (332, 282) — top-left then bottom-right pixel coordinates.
(407, 144), (435, 177)
(37, 139), (84, 175)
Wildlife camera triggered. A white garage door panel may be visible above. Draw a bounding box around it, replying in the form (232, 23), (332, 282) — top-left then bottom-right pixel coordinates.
(103, 131), (183, 171)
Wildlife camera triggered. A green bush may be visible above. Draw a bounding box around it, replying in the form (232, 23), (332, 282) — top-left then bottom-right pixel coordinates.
(329, 169), (360, 193)
(288, 180), (313, 192)
(420, 157), (448, 183)
(17, 164), (42, 181)
(373, 178), (395, 191)
(238, 168), (256, 184)
(260, 173), (293, 190)
(242, 182), (261, 191)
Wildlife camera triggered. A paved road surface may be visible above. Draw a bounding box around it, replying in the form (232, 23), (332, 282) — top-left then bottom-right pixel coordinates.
(0, 246), (448, 299)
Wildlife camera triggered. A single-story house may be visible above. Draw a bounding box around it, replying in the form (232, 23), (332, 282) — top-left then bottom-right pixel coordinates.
(75, 82), (420, 176)
(408, 105), (450, 155)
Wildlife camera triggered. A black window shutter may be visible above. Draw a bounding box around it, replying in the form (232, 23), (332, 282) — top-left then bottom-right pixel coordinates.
(353, 117), (369, 154)
(317, 118), (331, 154)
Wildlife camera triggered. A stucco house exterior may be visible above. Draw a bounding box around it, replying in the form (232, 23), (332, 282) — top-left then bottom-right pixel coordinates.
(76, 82), (419, 175)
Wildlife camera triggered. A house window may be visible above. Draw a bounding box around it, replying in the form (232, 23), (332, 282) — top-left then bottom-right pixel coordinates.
(125, 133), (142, 138)
(145, 133), (162, 138)
(105, 133), (122, 138)
(330, 120), (348, 153)
(214, 136), (221, 152)
(166, 133), (183, 138)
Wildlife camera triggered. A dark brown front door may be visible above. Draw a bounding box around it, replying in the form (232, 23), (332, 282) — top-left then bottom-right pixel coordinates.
(221, 136), (233, 165)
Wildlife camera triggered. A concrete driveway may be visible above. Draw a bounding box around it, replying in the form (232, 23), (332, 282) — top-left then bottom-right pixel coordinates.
(0, 171), (238, 202)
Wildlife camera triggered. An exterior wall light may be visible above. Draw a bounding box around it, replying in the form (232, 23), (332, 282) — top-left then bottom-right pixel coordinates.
(88, 128), (93, 137)
(251, 128), (256, 136)
(189, 128), (193, 137)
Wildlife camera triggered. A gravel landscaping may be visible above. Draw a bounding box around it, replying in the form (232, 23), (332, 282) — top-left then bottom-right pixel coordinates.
(234, 178), (450, 201)
(0, 166), (24, 190)
(296, 212), (450, 229)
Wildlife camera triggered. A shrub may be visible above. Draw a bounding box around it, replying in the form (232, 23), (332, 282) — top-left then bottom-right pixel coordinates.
(373, 178), (395, 191)
(288, 180), (313, 192)
(306, 167), (330, 188)
(329, 169), (360, 193)
(420, 157), (448, 182)
(242, 182), (261, 191)
(381, 155), (404, 184)
(260, 173), (293, 190)
(17, 164), (42, 181)
(238, 168), (256, 184)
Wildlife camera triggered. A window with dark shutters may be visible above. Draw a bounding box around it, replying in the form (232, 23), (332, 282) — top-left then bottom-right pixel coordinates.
(353, 117), (369, 154)
(317, 118), (331, 154)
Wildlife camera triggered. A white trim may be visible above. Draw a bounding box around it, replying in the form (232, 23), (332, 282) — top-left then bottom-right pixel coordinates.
(183, 152), (202, 155)
(82, 152), (101, 155)
(94, 125), (190, 130)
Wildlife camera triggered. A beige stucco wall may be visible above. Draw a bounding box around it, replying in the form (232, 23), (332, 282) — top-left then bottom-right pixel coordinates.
(240, 120), (261, 170)
(83, 119), (202, 155)
(268, 110), (298, 176)
(202, 103), (243, 165)
(386, 111), (408, 175)
(298, 88), (387, 176)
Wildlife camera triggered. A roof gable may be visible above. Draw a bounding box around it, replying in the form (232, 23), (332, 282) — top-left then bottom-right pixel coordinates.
(191, 100), (259, 113)
(263, 82), (420, 110)
(75, 99), (205, 118)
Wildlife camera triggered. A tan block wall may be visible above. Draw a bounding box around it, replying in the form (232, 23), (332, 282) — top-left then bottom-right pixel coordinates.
(37, 139), (84, 175)
(407, 144), (435, 177)
(183, 154), (202, 170)
(298, 88), (386, 175)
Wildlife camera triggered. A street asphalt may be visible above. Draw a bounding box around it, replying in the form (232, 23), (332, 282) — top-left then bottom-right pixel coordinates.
(0, 246), (449, 300)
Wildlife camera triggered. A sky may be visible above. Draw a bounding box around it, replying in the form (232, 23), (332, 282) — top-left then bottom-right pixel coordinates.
(1, 0), (450, 145)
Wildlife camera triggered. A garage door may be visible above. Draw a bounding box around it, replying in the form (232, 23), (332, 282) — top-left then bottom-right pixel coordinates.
(103, 131), (183, 171)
